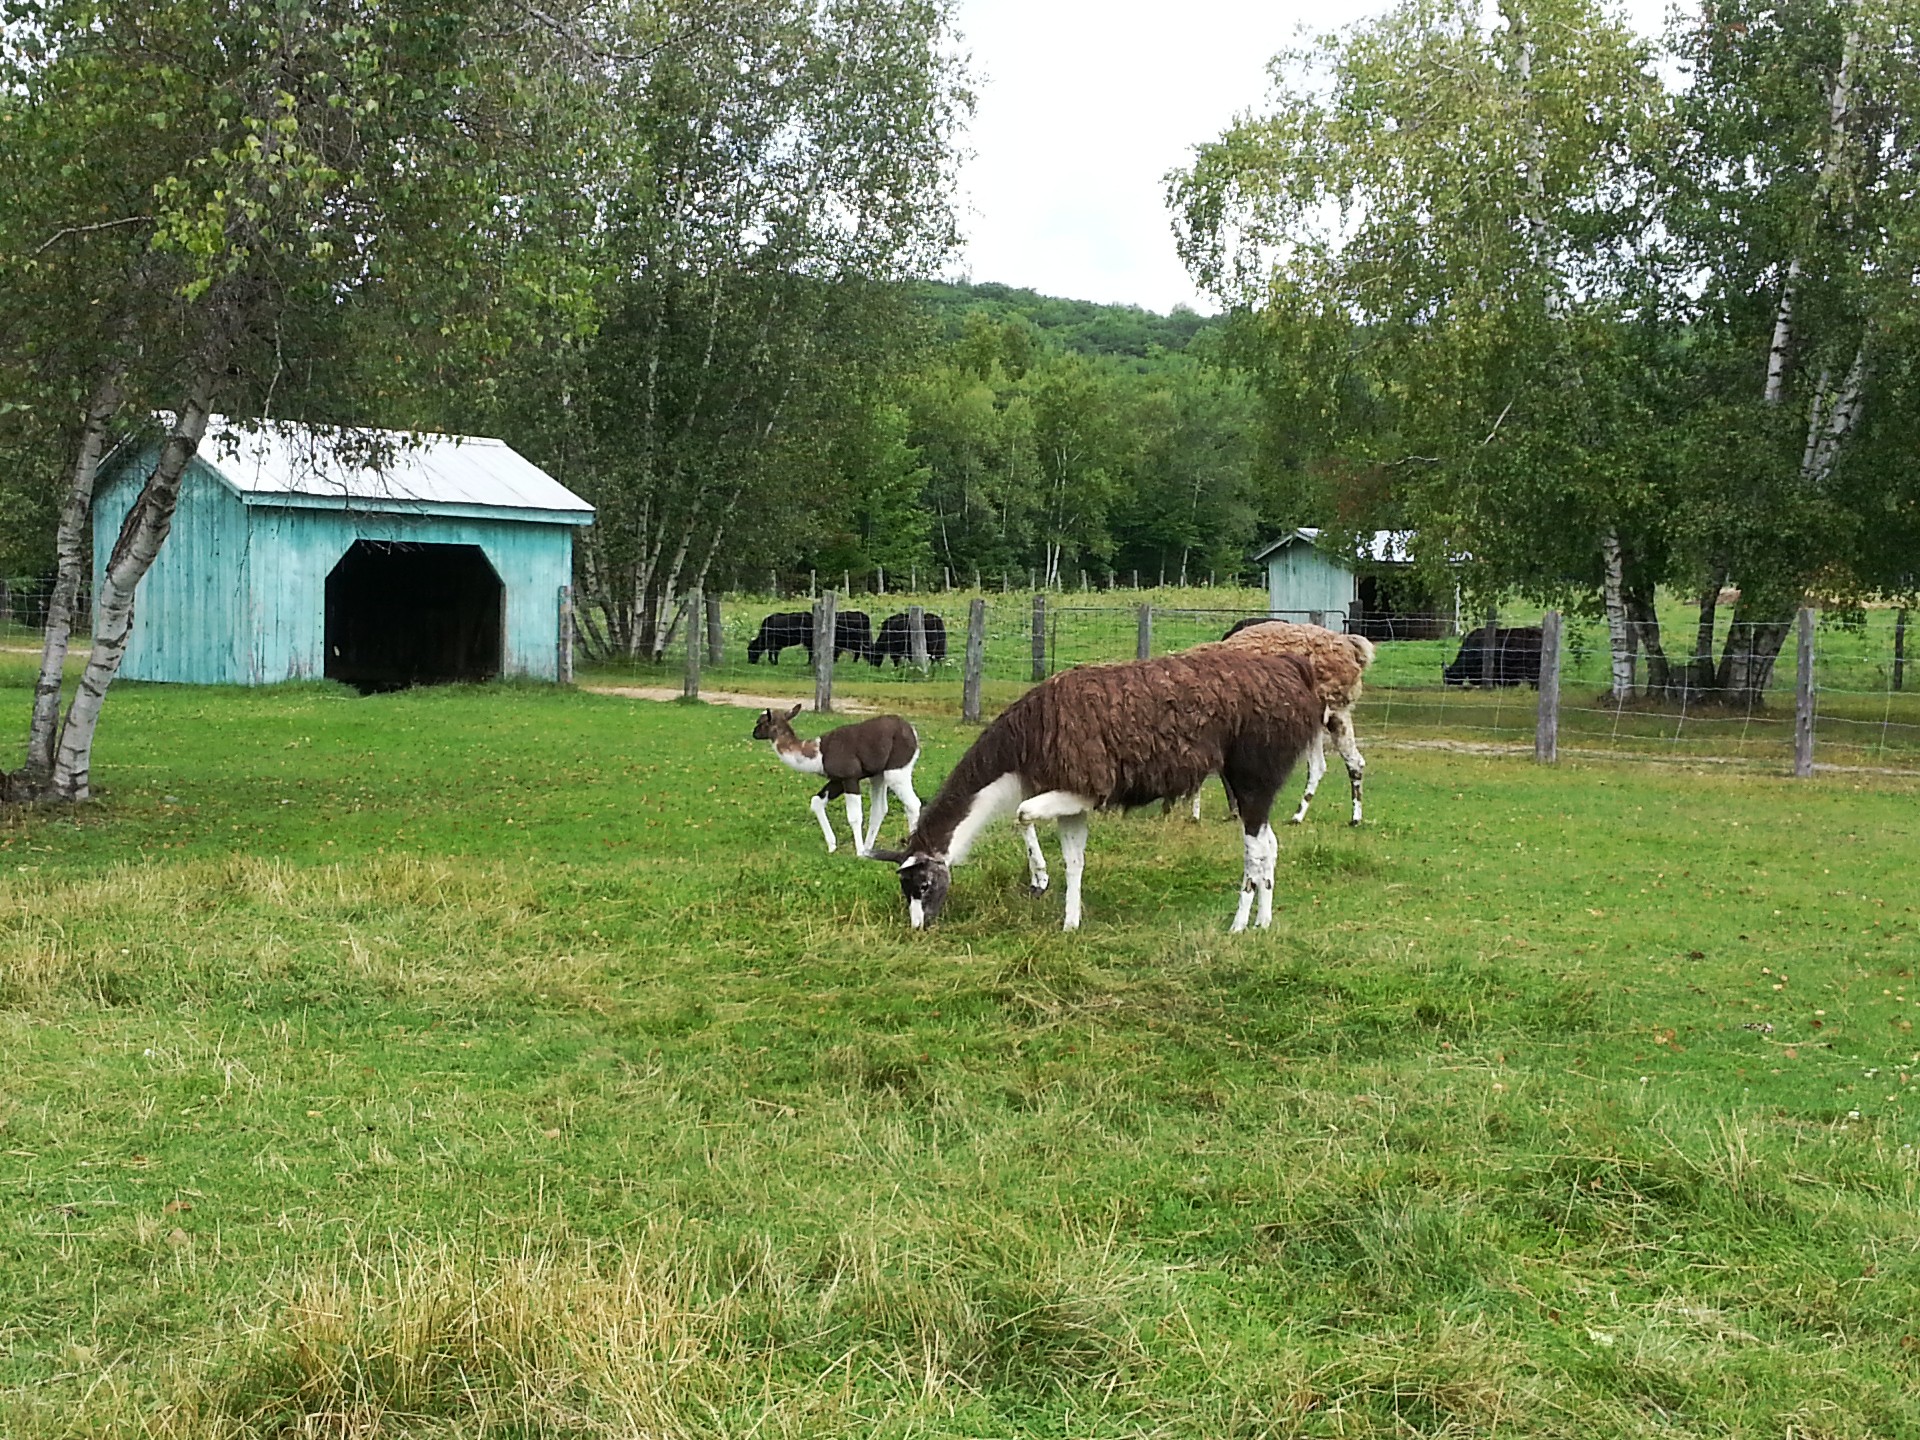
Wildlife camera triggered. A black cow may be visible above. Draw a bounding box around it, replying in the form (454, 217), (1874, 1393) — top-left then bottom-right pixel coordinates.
(745, 609), (875, 664)
(834, 610), (875, 664)
(1443, 624), (1543, 688)
(870, 611), (949, 666)
(747, 611), (813, 665)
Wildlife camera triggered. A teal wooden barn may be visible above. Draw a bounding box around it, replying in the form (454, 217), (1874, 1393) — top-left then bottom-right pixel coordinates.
(93, 418), (592, 688)
(1250, 527), (1451, 639)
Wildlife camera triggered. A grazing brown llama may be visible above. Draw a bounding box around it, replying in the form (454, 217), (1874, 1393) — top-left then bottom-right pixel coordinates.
(752, 704), (920, 856)
(875, 644), (1322, 932)
(1186, 618), (1377, 826)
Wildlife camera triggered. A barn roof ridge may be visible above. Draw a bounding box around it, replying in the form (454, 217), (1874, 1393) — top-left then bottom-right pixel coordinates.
(1250, 527), (1418, 566)
(131, 414), (594, 523)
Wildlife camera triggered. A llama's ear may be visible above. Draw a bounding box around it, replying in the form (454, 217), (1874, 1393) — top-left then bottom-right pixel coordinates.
(787, 702), (803, 719)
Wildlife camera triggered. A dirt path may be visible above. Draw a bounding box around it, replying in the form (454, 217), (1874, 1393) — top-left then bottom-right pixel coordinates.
(581, 684), (876, 713)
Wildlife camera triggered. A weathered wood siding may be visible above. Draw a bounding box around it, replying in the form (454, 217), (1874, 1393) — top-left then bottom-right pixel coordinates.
(93, 453), (252, 684)
(1264, 543), (1356, 618)
(95, 452), (578, 685)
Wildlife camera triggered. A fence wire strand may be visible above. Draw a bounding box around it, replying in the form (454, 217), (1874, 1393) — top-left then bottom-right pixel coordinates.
(11, 580), (1916, 777)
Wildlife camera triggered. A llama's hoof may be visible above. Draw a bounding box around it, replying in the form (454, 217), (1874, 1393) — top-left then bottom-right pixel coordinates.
(1027, 880), (1050, 897)
(1349, 818), (1362, 828)
(1288, 815), (1305, 825)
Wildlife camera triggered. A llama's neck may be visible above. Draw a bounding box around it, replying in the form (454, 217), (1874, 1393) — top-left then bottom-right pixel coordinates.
(769, 731), (824, 776)
(912, 764), (1026, 864)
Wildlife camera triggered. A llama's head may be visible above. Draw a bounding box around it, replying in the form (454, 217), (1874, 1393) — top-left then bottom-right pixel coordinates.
(751, 702), (804, 741)
(897, 852), (951, 929)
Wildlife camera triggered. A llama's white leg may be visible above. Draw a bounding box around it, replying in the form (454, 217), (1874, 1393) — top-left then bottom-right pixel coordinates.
(1255, 824), (1278, 929)
(862, 776), (888, 855)
(1057, 812), (1089, 931)
(886, 764), (922, 839)
(1289, 731), (1328, 825)
(1330, 711), (1366, 825)
(843, 791), (865, 856)
(1230, 828), (1262, 933)
(1022, 822), (1050, 894)
(1189, 788), (1204, 822)
(810, 793), (837, 853)
(1014, 790), (1097, 825)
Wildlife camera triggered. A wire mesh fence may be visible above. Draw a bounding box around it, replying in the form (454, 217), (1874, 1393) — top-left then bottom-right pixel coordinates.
(0, 580), (90, 648)
(578, 590), (1920, 777)
(3, 571), (1908, 777)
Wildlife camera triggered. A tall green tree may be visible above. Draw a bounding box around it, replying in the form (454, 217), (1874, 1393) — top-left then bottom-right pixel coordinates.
(1171, 0), (1670, 683)
(537, 0), (969, 660)
(1662, 0), (1920, 697)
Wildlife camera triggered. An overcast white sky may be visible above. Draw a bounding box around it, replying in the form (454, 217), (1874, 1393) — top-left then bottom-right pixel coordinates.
(947, 0), (1673, 315)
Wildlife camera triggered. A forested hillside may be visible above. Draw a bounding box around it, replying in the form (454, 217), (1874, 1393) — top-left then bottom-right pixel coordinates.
(915, 281), (1215, 362)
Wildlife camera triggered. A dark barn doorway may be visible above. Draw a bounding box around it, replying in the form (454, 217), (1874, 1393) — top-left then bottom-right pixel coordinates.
(1351, 573), (1449, 642)
(325, 541), (503, 692)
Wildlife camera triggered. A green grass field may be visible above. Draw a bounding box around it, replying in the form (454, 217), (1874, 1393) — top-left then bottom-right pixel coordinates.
(2, 655), (1918, 1437)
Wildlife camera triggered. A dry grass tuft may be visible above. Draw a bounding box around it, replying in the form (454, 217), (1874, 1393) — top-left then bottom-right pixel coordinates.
(0, 856), (544, 1009)
(139, 1221), (1155, 1439)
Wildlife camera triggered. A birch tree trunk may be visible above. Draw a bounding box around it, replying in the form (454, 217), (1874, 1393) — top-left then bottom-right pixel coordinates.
(1716, 609), (1794, 706)
(1600, 528), (1635, 699)
(1690, 574), (1724, 697)
(1721, 23), (1864, 707)
(649, 502), (703, 661)
(23, 372), (123, 782)
(1623, 584), (1671, 694)
(573, 531), (615, 662)
(49, 382), (215, 801)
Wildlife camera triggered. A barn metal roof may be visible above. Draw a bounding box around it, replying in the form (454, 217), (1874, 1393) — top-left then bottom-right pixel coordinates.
(1251, 528), (1417, 565)
(185, 416), (593, 523)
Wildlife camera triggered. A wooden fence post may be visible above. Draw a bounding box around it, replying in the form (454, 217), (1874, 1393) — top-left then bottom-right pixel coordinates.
(814, 590), (836, 714)
(557, 584), (574, 685)
(1479, 607), (1498, 687)
(1895, 607), (1908, 693)
(1137, 604), (1152, 660)
(1031, 593), (1047, 682)
(1535, 609), (1562, 764)
(1794, 606), (1815, 778)
(908, 603), (930, 672)
(962, 597), (985, 722)
(705, 592), (723, 667)
(682, 587), (702, 699)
